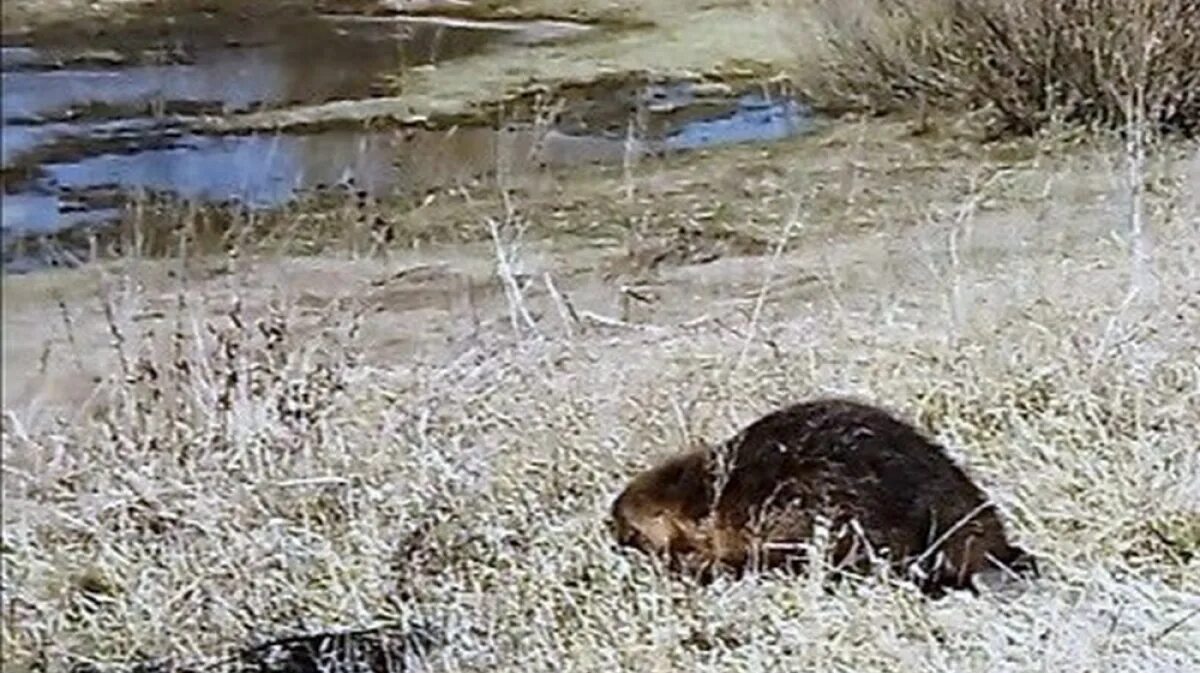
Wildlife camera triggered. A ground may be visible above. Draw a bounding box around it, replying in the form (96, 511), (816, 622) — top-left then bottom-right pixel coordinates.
(2, 1), (1199, 672)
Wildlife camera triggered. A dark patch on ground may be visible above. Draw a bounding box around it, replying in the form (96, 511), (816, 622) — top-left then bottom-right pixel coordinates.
(64, 623), (441, 673)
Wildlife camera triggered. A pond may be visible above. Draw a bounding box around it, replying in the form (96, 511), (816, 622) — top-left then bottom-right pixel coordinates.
(1, 2), (814, 271)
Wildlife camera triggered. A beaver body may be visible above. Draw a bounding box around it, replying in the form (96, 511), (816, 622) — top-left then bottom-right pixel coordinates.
(610, 398), (1037, 595)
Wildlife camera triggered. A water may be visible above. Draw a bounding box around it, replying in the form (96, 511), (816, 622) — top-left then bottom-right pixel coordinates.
(2, 16), (511, 120)
(1, 10), (564, 234)
(1, 4), (814, 267)
(664, 95), (808, 151)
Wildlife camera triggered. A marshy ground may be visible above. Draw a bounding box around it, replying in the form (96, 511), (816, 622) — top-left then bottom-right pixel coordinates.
(2, 1), (1199, 672)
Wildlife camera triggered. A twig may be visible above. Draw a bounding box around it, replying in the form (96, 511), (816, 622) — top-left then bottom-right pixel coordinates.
(909, 500), (996, 570)
(622, 104), (645, 202)
(370, 263), (446, 287)
(735, 193), (803, 372)
(579, 310), (667, 333)
(543, 272), (581, 339)
(487, 217), (542, 340)
(271, 476), (352, 489)
(54, 291), (86, 373)
(99, 287), (132, 382)
(1087, 285), (1140, 385)
(1152, 608), (1200, 644)
(678, 313), (714, 329)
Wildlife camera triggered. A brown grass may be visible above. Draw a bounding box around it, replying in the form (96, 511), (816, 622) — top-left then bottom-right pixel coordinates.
(3, 117), (1198, 671)
(792, 0), (1200, 136)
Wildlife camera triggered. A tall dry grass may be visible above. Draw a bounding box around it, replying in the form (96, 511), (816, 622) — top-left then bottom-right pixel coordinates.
(795, 0), (1200, 136)
(3, 152), (1199, 671)
(3, 38), (1200, 671)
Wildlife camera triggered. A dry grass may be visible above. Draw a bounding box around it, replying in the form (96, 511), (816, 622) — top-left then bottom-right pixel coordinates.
(1, 0), (153, 33)
(789, 0), (1200, 136)
(3, 120), (1199, 671)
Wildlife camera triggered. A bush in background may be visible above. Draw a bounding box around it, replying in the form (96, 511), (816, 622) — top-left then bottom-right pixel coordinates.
(798, 0), (1200, 136)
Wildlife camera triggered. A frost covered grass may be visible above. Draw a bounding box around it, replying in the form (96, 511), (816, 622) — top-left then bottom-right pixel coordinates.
(4, 157), (1198, 672)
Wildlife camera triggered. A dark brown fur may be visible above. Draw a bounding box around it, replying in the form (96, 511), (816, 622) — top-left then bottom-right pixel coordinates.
(610, 398), (1037, 596)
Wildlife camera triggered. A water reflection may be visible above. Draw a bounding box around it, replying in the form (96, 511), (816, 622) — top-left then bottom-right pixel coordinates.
(665, 95), (808, 151)
(2, 94), (811, 234)
(2, 20), (507, 125)
(1, 11), (547, 236)
(1, 5), (812, 249)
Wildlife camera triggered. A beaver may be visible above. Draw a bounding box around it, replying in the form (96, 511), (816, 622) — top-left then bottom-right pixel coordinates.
(609, 398), (1038, 596)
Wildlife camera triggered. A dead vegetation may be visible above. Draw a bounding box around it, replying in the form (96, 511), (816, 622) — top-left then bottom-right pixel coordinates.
(3, 123), (1198, 671)
(794, 0), (1200, 136)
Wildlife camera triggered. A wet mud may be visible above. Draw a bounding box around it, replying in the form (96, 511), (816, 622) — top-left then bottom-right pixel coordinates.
(1, 0), (814, 273)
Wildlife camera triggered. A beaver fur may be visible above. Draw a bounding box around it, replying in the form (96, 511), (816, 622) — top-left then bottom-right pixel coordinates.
(610, 398), (1037, 596)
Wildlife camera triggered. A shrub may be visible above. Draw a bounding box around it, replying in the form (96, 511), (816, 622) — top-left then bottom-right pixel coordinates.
(800, 0), (1200, 136)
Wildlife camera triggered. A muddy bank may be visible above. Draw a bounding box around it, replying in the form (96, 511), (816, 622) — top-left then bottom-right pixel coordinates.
(0, 1), (597, 241)
(2, 80), (813, 271)
(4, 50), (811, 271)
(2, 0), (813, 273)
